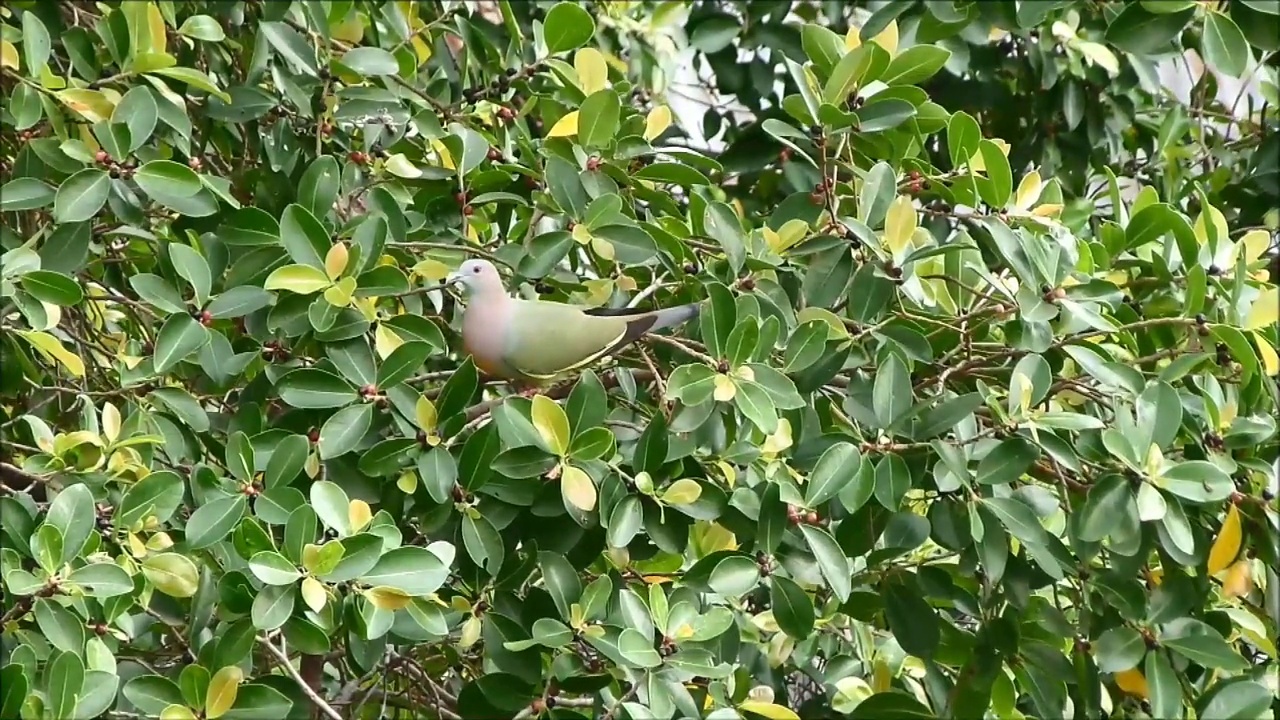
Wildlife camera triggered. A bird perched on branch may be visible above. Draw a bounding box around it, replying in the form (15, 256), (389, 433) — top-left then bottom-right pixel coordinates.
(444, 259), (701, 395)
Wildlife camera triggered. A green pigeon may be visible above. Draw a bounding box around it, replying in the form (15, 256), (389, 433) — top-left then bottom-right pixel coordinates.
(445, 259), (700, 390)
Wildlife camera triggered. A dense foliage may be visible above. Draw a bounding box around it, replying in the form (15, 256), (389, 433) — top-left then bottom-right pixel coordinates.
(1, 1), (1278, 719)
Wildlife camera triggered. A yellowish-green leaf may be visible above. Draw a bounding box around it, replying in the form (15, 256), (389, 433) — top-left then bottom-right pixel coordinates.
(531, 395), (570, 456)
(148, 66), (230, 103)
(412, 258), (450, 282)
(101, 402), (121, 444)
(844, 27), (861, 51)
(366, 585), (413, 611)
(300, 575), (327, 612)
(18, 331), (86, 377)
(142, 553), (199, 597)
(713, 374), (737, 402)
(1244, 287), (1277, 330)
(205, 666), (243, 720)
(883, 194), (916, 258)
(325, 242), (349, 281)
(591, 236), (615, 261)
(1013, 170), (1043, 211)
(1236, 229), (1271, 265)
(348, 499), (372, 534)
(548, 111), (579, 138)
(323, 276), (357, 307)
(385, 153), (422, 178)
(459, 614), (481, 648)
(160, 705), (197, 720)
(795, 307), (849, 338)
(572, 223), (593, 245)
(561, 464), (597, 512)
(644, 105), (672, 141)
(575, 47), (608, 94)
(396, 471), (418, 494)
(1208, 502), (1242, 576)
(739, 700), (800, 720)
(1222, 559), (1253, 599)
(1075, 40), (1118, 75)
(416, 396), (438, 433)
(661, 479), (702, 505)
(265, 264), (332, 294)
(375, 323), (405, 359)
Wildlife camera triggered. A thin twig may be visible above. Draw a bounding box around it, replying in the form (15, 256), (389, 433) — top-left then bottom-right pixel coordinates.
(256, 635), (343, 720)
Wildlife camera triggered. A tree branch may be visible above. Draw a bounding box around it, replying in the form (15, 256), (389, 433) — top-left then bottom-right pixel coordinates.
(257, 635), (343, 720)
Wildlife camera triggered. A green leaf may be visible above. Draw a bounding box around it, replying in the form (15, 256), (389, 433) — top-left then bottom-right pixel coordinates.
(981, 497), (1048, 546)
(801, 23), (845, 76)
(65, 562), (134, 597)
(277, 369), (358, 409)
(358, 546), (449, 596)
(704, 201), (747, 275)
(1162, 624), (1249, 671)
(318, 403), (373, 460)
(531, 395), (571, 457)
(1145, 651), (1181, 720)
(249, 551), (302, 585)
(169, 244), (212, 306)
(206, 287), (272, 319)
(976, 139), (1012, 208)
(976, 437), (1040, 485)
(873, 352), (912, 429)
(259, 21), (319, 76)
(1094, 627), (1147, 672)
(154, 312), (210, 372)
(578, 89), (621, 149)
(0, 178), (56, 211)
(1201, 11), (1250, 78)
(45, 650), (84, 720)
(44, 483), (94, 564)
(881, 45), (950, 85)
(34, 598), (85, 653)
(799, 524), (850, 602)
(1105, 4), (1194, 54)
(310, 481), (351, 537)
(340, 47), (399, 75)
(883, 574), (939, 660)
(806, 442), (860, 507)
(251, 584), (295, 631)
(1199, 680), (1273, 720)
(123, 676), (185, 716)
(279, 204), (329, 270)
(185, 495), (248, 549)
(543, 2), (596, 53)
(19, 270), (83, 306)
(376, 341), (430, 388)
(135, 160), (203, 198)
(770, 575), (815, 640)
(53, 169), (111, 223)
(179, 15), (226, 41)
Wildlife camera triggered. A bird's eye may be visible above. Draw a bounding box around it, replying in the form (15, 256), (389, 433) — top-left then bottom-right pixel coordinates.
(471, 266), (480, 274)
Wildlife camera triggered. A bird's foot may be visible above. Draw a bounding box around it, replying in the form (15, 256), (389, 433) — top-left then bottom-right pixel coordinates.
(516, 385), (542, 399)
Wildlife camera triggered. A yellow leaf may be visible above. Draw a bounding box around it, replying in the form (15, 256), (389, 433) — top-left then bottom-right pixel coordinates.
(1075, 41), (1119, 75)
(56, 89), (116, 123)
(348, 499), (372, 533)
(332, 16), (364, 44)
(102, 402), (121, 444)
(385, 153), (422, 178)
(561, 463), (597, 511)
(415, 396), (437, 433)
(300, 575), (327, 613)
(713, 374), (737, 402)
(1013, 170), (1043, 211)
(1236, 229), (1270, 264)
(531, 395), (570, 456)
(644, 105), (672, 141)
(844, 27), (861, 51)
(1, 40), (18, 70)
(715, 460), (738, 488)
(366, 585), (413, 611)
(661, 479), (702, 505)
(1222, 559), (1253, 599)
(762, 418), (793, 455)
(691, 521), (737, 556)
(1252, 331), (1279, 377)
(411, 36), (433, 65)
(374, 324), (404, 359)
(883, 195), (917, 258)
(1244, 287), (1277, 330)
(430, 140), (455, 170)
(205, 666), (244, 720)
(1208, 503), (1242, 576)
(1114, 668), (1148, 699)
(739, 701), (800, 720)
(18, 331), (86, 378)
(572, 223), (593, 245)
(459, 614), (481, 648)
(796, 307), (850, 338)
(870, 20), (899, 56)
(324, 242), (349, 281)
(574, 47), (609, 94)
(548, 111), (580, 138)
(396, 471), (418, 494)
(323, 276), (357, 307)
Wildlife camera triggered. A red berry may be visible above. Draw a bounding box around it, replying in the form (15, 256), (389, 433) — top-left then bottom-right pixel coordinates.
(805, 511), (819, 525)
(586, 157), (601, 172)
(308, 429), (320, 443)
(188, 156), (203, 171)
(349, 151), (367, 165)
(360, 384), (377, 396)
(95, 150), (109, 164)
(454, 192), (467, 204)
(487, 147), (502, 161)
(199, 311), (212, 326)
(786, 506), (801, 525)
(778, 148), (792, 163)
(809, 191), (824, 206)
(497, 107), (515, 121)
(462, 204), (474, 216)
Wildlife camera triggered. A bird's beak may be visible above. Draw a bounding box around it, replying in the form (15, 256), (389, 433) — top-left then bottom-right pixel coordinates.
(444, 271), (463, 287)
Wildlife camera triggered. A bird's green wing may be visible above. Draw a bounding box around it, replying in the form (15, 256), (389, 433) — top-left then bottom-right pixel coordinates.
(503, 299), (655, 379)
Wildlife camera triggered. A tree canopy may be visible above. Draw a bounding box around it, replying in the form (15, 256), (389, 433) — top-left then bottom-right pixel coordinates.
(1, 1), (1278, 719)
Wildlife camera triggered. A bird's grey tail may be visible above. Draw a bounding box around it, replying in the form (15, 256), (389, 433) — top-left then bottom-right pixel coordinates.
(649, 302), (701, 332)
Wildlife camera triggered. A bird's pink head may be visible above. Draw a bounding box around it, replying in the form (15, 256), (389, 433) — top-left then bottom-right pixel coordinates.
(446, 258), (505, 298)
